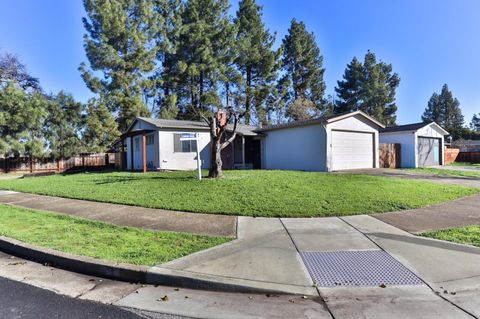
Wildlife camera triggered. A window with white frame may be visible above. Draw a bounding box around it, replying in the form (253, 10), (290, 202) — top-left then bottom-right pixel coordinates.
(173, 133), (197, 153)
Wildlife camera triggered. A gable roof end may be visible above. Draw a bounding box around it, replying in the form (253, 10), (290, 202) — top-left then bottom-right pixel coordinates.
(256, 110), (385, 132)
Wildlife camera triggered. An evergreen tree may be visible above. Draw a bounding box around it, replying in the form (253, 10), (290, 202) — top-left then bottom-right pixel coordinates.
(0, 83), (47, 157)
(334, 51), (400, 126)
(422, 93), (441, 123)
(83, 98), (120, 153)
(234, 0), (279, 125)
(175, 0), (236, 117)
(153, 0), (183, 119)
(422, 84), (464, 139)
(471, 113), (480, 131)
(80, 0), (161, 131)
(45, 91), (85, 159)
(439, 84), (464, 139)
(334, 57), (364, 114)
(280, 19), (326, 120)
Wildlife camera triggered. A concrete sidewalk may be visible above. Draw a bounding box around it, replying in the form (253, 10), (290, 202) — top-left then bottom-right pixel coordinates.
(122, 215), (480, 318)
(1, 204), (479, 317)
(374, 194), (480, 233)
(0, 191), (236, 237)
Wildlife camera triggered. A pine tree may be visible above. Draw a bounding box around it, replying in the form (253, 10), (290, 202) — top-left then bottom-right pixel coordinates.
(422, 84), (464, 139)
(80, 0), (161, 131)
(45, 91), (85, 159)
(471, 113), (480, 131)
(153, 0), (183, 119)
(438, 84), (464, 139)
(280, 19), (326, 120)
(175, 0), (236, 117)
(334, 51), (400, 126)
(234, 0), (279, 125)
(83, 98), (120, 153)
(0, 83), (48, 157)
(422, 93), (441, 123)
(334, 57), (364, 114)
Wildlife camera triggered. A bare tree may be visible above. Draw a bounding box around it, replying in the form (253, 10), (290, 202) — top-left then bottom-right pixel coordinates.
(0, 52), (41, 92)
(197, 108), (243, 178)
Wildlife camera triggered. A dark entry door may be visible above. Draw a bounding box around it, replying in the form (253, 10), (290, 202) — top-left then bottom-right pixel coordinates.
(252, 140), (261, 169)
(417, 137), (440, 167)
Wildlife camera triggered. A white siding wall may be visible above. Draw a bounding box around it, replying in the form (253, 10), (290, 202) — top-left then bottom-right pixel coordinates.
(158, 130), (211, 170)
(379, 131), (417, 168)
(325, 115), (380, 171)
(263, 124), (327, 171)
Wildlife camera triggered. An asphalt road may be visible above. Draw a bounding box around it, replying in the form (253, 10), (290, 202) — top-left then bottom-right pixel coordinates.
(0, 276), (185, 319)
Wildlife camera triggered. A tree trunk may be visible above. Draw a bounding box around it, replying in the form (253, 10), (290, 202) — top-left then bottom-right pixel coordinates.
(208, 136), (223, 178)
(245, 67), (252, 125)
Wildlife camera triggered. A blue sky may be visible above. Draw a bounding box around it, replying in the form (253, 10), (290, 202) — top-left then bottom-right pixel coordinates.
(0, 0), (478, 125)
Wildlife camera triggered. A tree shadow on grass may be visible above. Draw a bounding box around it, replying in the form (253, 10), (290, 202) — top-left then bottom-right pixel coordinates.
(91, 174), (201, 185)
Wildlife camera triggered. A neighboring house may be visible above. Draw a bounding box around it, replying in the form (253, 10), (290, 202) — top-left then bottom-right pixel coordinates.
(379, 122), (449, 168)
(257, 111), (385, 171)
(120, 118), (260, 171)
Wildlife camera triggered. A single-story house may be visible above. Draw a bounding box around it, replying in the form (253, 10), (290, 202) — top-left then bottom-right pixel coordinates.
(120, 117), (261, 171)
(379, 122), (449, 168)
(257, 110), (385, 171)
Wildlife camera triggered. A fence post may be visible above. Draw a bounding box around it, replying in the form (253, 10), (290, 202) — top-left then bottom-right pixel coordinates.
(30, 157), (34, 173)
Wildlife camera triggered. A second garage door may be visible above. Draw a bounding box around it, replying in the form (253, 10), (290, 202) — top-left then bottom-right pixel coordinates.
(331, 130), (374, 170)
(417, 137), (440, 167)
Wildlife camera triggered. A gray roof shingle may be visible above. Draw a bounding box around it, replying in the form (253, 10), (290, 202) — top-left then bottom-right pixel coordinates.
(380, 122), (431, 133)
(136, 117), (260, 136)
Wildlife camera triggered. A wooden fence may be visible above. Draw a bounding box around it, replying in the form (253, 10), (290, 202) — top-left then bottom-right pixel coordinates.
(0, 154), (114, 173)
(456, 152), (480, 163)
(379, 143), (401, 168)
(444, 148), (460, 165)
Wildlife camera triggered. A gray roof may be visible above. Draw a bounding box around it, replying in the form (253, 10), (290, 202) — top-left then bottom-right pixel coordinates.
(255, 110), (385, 132)
(136, 117), (260, 136)
(380, 122), (431, 133)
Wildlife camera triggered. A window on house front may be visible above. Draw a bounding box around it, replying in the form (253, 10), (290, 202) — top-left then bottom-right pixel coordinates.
(173, 133), (197, 153)
(146, 134), (154, 145)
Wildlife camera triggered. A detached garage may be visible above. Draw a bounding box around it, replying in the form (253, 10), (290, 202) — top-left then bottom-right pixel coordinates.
(257, 111), (384, 172)
(379, 122), (449, 168)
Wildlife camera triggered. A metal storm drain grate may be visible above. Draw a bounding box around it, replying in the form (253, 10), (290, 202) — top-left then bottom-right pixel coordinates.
(300, 250), (423, 287)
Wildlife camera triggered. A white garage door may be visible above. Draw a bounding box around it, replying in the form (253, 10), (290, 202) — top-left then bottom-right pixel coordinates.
(331, 130), (374, 170)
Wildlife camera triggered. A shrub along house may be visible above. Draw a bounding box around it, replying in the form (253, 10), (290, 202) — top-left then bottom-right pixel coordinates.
(119, 118), (261, 171)
(379, 122), (449, 168)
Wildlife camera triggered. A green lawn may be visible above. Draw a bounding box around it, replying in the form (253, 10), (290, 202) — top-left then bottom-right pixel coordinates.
(422, 225), (480, 248)
(0, 204), (230, 266)
(0, 170), (477, 217)
(449, 162), (480, 167)
(412, 167), (480, 179)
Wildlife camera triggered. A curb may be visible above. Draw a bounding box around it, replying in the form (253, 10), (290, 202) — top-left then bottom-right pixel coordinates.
(0, 236), (316, 296)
